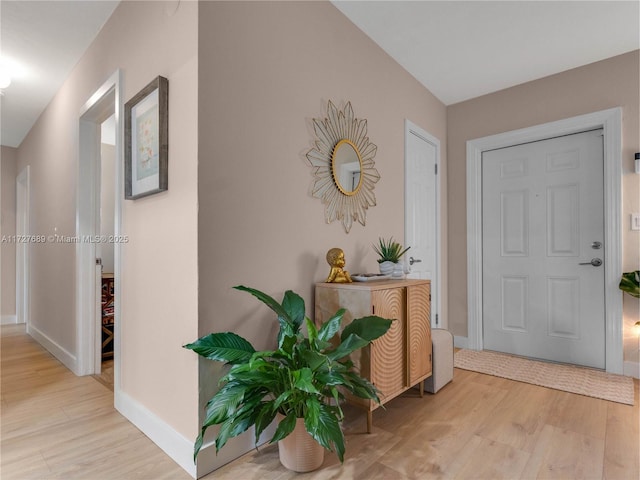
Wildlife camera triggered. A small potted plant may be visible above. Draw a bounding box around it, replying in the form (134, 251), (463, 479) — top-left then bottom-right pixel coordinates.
(373, 237), (410, 277)
(184, 285), (392, 472)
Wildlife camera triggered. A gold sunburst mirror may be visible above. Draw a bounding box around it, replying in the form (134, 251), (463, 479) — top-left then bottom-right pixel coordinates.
(306, 101), (380, 233)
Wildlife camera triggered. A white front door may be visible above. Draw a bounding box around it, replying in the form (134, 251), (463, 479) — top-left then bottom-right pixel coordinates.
(405, 121), (440, 327)
(482, 129), (605, 369)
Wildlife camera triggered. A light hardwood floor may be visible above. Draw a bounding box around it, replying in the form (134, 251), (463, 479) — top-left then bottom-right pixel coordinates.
(2, 324), (638, 479)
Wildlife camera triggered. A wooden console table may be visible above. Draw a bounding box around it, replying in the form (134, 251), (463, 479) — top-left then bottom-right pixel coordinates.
(315, 279), (432, 432)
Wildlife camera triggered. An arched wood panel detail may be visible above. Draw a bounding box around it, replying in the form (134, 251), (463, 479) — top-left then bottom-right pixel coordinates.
(371, 288), (406, 400)
(408, 283), (431, 383)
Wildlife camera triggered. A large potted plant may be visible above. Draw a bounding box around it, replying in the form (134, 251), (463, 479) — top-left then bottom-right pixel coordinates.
(184, 285), (392, 472)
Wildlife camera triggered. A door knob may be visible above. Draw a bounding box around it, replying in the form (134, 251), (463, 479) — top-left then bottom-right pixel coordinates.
(579, 258), (602, 267)
(409, 256), (422, 266)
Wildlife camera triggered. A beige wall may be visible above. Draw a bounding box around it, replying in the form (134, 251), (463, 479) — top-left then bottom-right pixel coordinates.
(197, 0), (446, 467)
(15, 0), (200, 442)
(1, 146), (17, 318)
(447, 50), (640, 365)
(198, 0), (446, 341)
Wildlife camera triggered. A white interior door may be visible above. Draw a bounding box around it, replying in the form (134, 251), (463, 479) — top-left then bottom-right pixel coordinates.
(405, 121), (440, 327)
(482, 129), (605, 368)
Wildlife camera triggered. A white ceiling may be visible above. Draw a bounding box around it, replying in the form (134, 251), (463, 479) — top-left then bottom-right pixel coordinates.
(1, 1), (639, 149)
(1, 0), (119, 148)
(333, 0), (640, 105)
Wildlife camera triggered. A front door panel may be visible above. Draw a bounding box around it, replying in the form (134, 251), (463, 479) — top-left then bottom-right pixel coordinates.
(482, 129), (605, 368)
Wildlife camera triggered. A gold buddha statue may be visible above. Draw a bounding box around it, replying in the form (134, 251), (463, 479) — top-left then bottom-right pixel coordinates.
(325, 247), (353, 283)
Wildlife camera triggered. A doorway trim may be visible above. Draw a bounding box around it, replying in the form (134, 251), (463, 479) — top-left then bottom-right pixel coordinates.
(15, 165), (31, 328)
(76, 70), (122, 379)
(466, 107), (622, 374)
(404, 119), (442, 329)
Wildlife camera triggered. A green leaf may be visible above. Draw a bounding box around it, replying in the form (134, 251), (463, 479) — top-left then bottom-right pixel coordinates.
(202, 383), (246, 426)
(225, 364), (278, 388)
(299, 349), (327, 371)
(317, 309), (345, 342)
(619, 271), (640, 298)
(215, 412), (253, 453)
(279, 333), (297, 356)
(327, 333), (369, 361)
(304, 399), (345, 462)
(271, 412), (297, 443)
(183, 332), (255, 364)
(305, 317), (319, 348)
(234, 285), (293, 324)
(293, 367), (319, 394)
(341, 316), (392, 343)
(282, 290), (305, 330)
(273, 390), (294, 412)
(254, 402), (277, 444)
(215, 391), (265, 453)
(193, 428), (205, 460)
(343, 372), (381, 403)
(315, 370), (352, 388)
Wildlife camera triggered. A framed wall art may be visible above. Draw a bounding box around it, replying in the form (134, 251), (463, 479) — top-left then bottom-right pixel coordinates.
(125, 76), (168, 199)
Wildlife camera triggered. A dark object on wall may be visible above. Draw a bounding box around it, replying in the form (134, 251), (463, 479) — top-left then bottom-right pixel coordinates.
(125, 76), (168, 199)
(101, 274), (115, 359)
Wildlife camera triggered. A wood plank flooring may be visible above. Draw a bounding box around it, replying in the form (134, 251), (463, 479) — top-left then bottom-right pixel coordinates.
(2, 324), (638, 479)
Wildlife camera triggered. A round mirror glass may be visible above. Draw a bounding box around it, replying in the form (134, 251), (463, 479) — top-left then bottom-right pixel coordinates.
(331, 139), (362, 196)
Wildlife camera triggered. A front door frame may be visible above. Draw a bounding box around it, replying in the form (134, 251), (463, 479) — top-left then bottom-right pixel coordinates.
(466, 107), (622, 374)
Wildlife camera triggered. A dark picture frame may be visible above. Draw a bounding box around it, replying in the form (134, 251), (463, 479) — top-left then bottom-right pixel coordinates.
(125, 76), (168, 199)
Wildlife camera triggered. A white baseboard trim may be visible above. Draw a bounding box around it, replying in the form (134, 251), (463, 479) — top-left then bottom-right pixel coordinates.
(1, 315), (17, 325)
(28, 324), (77, 373)
(454, 336), (469, 349)
(195, 422), (277, 478)
(115, 390), (197, 478)
(623, 361), (640, 379)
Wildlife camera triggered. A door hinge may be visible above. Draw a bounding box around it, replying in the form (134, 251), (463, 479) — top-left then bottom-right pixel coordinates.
(435, 313), (439, 326)
(435, 163), (438, 175)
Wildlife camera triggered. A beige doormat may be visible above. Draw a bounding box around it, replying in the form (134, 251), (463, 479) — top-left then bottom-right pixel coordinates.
(455, 349), (635, 405)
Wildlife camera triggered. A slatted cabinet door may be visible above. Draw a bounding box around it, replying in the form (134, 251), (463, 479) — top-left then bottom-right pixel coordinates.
(371, 287), (406, 401)
(407, 282), (431, 385)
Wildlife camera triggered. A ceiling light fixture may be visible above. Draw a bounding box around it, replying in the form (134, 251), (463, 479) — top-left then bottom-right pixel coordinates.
(0, 56), (25, 91)
(0, 70), (11, 89)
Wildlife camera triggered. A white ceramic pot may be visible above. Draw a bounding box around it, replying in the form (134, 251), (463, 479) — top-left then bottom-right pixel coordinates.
(379, 261), (395, 276)
(391, 262), (405, 278)
(277, 416), (325, 472)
